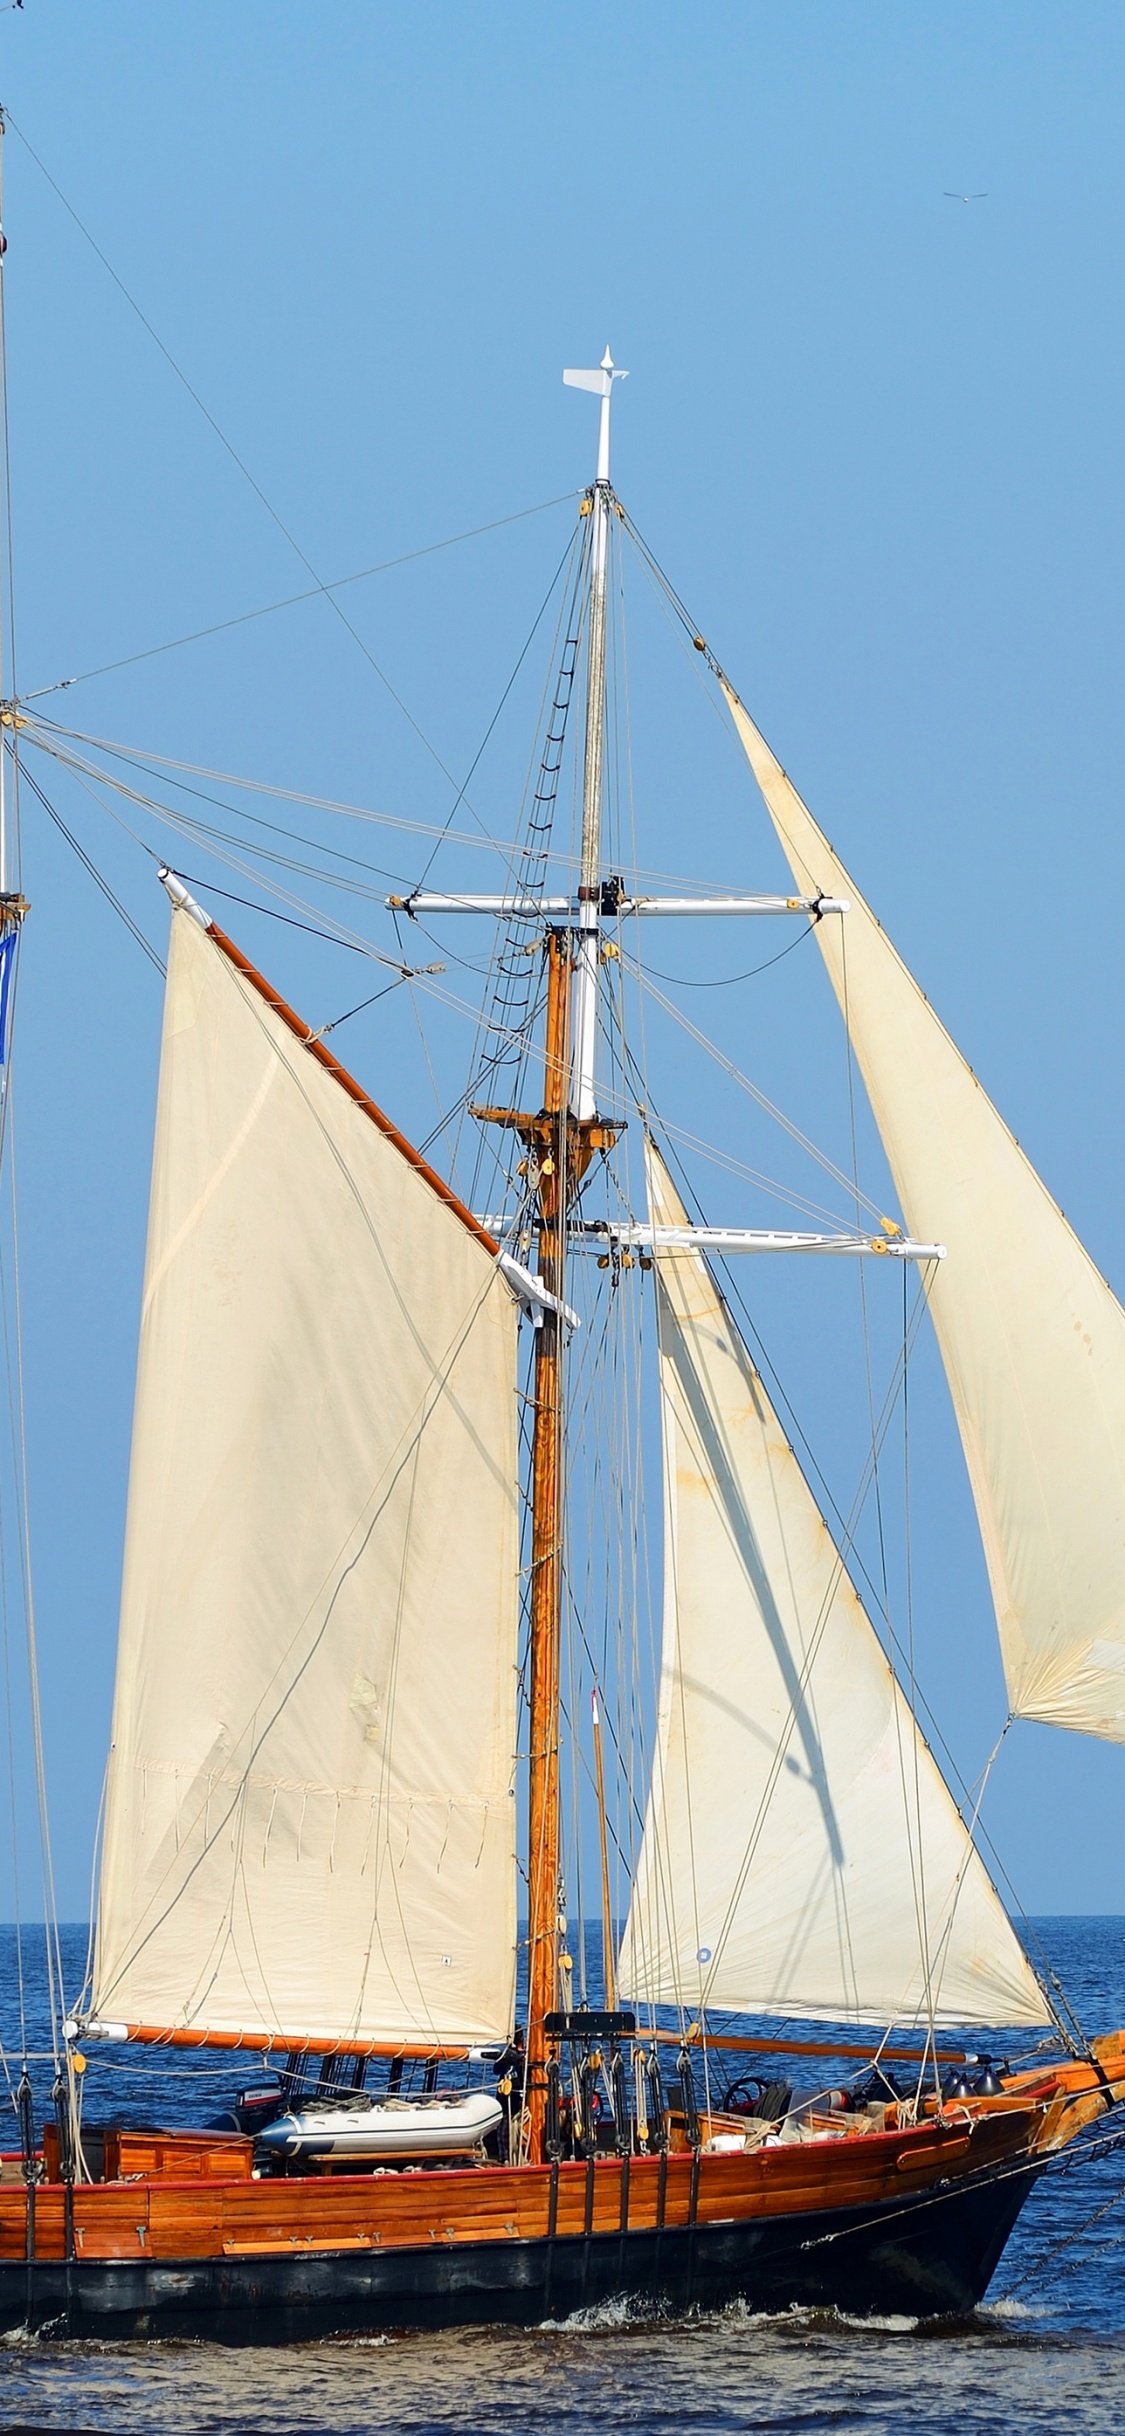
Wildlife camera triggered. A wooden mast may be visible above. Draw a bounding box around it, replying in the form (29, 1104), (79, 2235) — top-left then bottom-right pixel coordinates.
(523, 928), (570, 2161)
(482, 359), (625, 2162)
(475, 941), (616, 2165)
(591, 1687), (616, 2014)
(519, 934), (616, 2161)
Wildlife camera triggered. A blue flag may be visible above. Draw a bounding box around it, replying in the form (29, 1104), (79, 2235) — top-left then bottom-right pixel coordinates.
(0, 927), (16, 1067)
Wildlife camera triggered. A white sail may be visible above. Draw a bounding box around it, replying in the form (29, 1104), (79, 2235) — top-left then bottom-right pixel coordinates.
(726, 682), (1125, 1746)
(93, 906), (520, 2049)
(617, 1143), (1048, 2030)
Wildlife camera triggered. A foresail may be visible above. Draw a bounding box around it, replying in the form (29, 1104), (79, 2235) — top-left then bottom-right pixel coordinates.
(93, 906), (520, 2049)
(617, 1143), (1048, 2031)
(726, 681), (1125, 1746)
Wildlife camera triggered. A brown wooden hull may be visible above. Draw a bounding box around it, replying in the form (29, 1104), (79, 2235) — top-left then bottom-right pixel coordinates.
(0, 2106), (1050, 2340)
(0, 2158), (1041, 2340)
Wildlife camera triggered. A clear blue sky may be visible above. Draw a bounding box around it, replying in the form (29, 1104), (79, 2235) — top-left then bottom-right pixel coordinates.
(1, 1), (1123, 1925)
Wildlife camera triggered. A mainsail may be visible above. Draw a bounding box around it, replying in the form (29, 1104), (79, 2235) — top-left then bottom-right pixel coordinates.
(726, 682), (1125, 1747)
(617, 1142), (1048, 2030)
(93, 904), (520, 2049)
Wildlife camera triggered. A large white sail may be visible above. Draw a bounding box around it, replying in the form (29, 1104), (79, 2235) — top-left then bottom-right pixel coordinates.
(726, 682), (1125, 1747)
(93, 905), (520, 2049)
(617, 1143), (1048, 2030)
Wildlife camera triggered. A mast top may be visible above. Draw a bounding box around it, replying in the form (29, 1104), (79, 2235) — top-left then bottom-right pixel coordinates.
(563, 347), (628, 488)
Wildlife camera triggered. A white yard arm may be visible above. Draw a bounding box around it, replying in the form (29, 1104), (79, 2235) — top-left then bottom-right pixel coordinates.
(389, 891), (848, 918)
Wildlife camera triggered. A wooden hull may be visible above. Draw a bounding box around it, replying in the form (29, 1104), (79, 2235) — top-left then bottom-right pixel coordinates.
(0, 2109), (1049, 2341)
(0, 2163), (1039, 2340)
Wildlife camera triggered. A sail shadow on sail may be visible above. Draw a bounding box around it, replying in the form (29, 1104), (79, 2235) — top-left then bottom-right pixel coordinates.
(617, 1141), (1050, 2032)
(724, 683), (1125, 1746)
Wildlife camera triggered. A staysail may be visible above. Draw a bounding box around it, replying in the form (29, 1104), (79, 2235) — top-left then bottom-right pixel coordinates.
(93, 903), (520, 2049)
(726, 682), (1125, 1746)
(617, 1142), (1048, 2030)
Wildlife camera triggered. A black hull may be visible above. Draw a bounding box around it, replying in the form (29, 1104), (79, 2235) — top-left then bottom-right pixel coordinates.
(0, 2160), (1040, 2344)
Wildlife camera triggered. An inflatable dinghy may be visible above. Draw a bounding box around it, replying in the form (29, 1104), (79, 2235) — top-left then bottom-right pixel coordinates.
(254, 2089), (504, 2161)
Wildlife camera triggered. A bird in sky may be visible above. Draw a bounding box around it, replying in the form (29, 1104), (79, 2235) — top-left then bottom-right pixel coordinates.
(944, 191), (988, 203)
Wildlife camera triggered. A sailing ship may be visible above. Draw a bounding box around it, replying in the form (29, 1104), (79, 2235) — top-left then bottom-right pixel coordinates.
(0, 328), (1123, 2341)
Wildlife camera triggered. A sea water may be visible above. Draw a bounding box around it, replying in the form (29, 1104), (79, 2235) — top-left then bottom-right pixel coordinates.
(0, 1919), (1120, 2435)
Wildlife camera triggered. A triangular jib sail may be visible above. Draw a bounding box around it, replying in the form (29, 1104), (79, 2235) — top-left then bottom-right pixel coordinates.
(726, 682), (1125, 1747)
(93, 904), (520, 2049)
(617, 1142), (1048, 2031)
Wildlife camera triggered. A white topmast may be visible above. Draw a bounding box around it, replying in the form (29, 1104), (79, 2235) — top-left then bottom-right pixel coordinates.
(0, 108), (10, 901)
(563, 348), (628, 1120)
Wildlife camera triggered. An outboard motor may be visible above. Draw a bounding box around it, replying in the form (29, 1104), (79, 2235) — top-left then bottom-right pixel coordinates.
(207, 2083), (287, 2136)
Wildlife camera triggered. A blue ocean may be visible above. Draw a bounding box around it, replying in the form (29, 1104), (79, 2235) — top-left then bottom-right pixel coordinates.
(0, 1919), (1121, 2434)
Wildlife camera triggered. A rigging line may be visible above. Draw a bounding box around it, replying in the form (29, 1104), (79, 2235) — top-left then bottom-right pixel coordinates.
(29, 711), (777, 896)
(840, 926), (889, 1612)
(593, 1110), (703, 2033)
(0, 1215), (25, 2066)
(662, 1062), (1061, 2036)
(802, 2123), (1125, 2262)
(836, 920), (930, 2025)
(29, 723), (399, 947)
(611, 568), (673, 2018)
(30, 743), (491, 1023)
(22, 494), (581, 702)
(606, 564), (656, 1897)
(458, 529), (592, 1201)
(615, 1032), (929, 1529)
(19, 763), (165, 975)
(416, 990), (547, 1158)
(718, 1248), (1072, 2017)
(406, 975), (445, 1131)
(637, 969), (890, 1226)
(596, 1086), (683, 2013)
(899, 1259), (937, 2084)
(997, 2172), (1125, 2300)
(619, 510), (743, 753)
(0, 162), (19, 888)
(617, 504), (703, 654)
(618, 506), (753, 765)
(29, 714), (547, 866)
(28, 723), (590, 963)
(26, 724), (428, 898)
(918, 1716), (1031, 2038)
(99, 1245), (507, 2009)
(0, 1085), (25, 2079)
(554, 1673), (633, 1877)
(610, 1015), (887, 1244)
(412, 524), (581, 895)
(392, 915), (493, 976)
(30, 709), (772, 894)
(6, 1107), (64, 2062)
(644, 1111), (870, 1231)
(638, 924), (816, 990)
(644, 1117), (939, 2013)
(159, 872), (391, 957)
(0, 113), (505, 817)
(303, 975), (410, 1039)
(75, 1751), (110, 2022)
